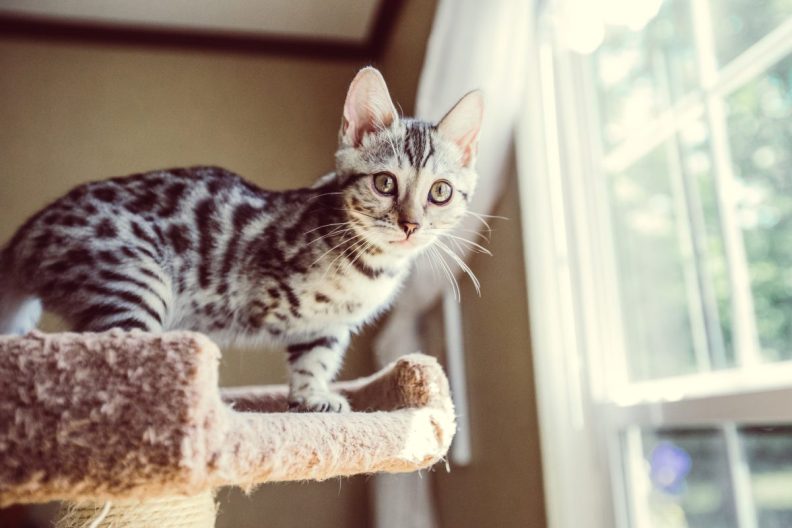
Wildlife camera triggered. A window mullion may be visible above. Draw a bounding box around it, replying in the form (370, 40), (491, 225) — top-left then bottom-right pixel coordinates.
(518, 31), (617, 528)
(607, 428), (632, 528)
(713, 17), (792, 97)
(623, 427), (653, 528)
(723, 423), (759, 528)
(607, 382), (792, 429)
(602, 100), (703, 174)
(666, 128), (714, 372)
(670, 126), (730, 369)
(691, 0), (762, 367)
(575, 54), (632, 397)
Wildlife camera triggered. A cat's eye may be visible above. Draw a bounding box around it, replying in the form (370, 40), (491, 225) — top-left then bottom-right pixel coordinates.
(372, 172), (397, 196)
(428, 180), (453, 205)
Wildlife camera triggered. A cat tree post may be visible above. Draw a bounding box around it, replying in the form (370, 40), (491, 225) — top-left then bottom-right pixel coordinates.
(57, 493), (216, 528)
(0, 331), (455, 527)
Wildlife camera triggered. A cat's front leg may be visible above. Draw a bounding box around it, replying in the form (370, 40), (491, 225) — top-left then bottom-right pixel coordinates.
(286, 328), (350, 412)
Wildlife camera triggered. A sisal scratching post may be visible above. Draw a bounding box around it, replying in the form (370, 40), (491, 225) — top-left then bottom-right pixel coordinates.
(56, 492), (216, 528)
(0, 330), (455, 527)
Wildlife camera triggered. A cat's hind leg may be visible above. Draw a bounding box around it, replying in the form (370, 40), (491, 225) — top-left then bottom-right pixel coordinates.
(66, 267), (171, 333)
(286, 328), (351, 412)
(0, 286), (42, 335)
(0, 259), (41, 335)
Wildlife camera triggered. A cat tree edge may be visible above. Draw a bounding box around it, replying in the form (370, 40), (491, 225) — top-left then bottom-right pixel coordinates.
(0, 330), (455, 507)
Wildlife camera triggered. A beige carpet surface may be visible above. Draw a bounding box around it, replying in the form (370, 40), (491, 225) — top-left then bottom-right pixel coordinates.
(0, 330), (455, 506)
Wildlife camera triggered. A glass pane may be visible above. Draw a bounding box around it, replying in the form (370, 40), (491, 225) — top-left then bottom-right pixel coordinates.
(608, 120), (738, 380)
(726, 55), (792, 361)
(741, 425), (792, 527)
(678, 122), (736, 368)
(710, 0), (792, 67)
(593, 0), (698, 149)
(630, 428), (738, 527)
(609, 144), (699, 380)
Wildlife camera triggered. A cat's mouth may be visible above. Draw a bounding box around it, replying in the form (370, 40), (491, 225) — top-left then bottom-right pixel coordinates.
(388, 239), (414, 246)
(387, 234), (432, 249)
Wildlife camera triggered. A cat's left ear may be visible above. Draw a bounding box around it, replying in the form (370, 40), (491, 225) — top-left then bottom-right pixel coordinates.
(341, 67), (399, 147)
(437, 90), (484, 167)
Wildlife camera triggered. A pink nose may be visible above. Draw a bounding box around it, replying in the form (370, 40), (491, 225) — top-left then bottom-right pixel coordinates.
(399, 221), (420, 237)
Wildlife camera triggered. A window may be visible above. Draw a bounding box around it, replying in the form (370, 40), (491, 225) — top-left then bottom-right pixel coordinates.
(519, 1), (792, 527)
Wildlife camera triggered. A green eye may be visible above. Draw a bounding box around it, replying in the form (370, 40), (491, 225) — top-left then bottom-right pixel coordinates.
(373, 172), (397, 196)
(429, 180), (453, 205)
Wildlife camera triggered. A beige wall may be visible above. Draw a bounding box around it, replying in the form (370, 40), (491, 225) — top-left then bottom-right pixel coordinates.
(378, 2), (547, 526)
(0, 29), (373, 528)
(0, 1), (547, 526)
(428, 175), (547, 528)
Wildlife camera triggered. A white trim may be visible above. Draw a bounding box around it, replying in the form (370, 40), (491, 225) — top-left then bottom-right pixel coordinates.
(611, 360), (792, 407)
(712, 17), (792, 97)
(607, 385), (792, 429)
(608, 428), (632, 528)
(692, 0), (762, 367)
(623, 428), (652, 528)
(607, 371), (792, 428)
(517, 25), (614, 528)
(724, 423), (758, 528)
(577, 55), (633, 396)
(701, 95), (762, 367)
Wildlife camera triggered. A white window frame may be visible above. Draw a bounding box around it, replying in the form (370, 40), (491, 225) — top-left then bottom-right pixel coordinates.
(518, 2), (792, 528)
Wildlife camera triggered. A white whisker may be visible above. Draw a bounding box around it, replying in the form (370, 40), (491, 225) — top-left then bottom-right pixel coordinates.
(462, 211), (507, 237)
(310, 233), (364, 269)
(327, 237), (370, 279)
(469, 211), (508, 220)
(436, 240), (481, 296)
(430, 246), (460, 302)
(304, 222), (348, 235)
(438, 233), (492, 256)
(422, 249), (440, 280)
(307, 227), (354, 246)
(307, 191), (344, 202)
(452, 227), (491, 242)
(341, 239), (374, 275)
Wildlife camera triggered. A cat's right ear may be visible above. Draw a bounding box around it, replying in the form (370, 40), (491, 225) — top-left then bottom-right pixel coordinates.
(340, 67), (398, 147)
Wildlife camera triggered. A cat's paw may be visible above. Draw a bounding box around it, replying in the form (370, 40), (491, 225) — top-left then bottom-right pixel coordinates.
(288, 391), (350, 413)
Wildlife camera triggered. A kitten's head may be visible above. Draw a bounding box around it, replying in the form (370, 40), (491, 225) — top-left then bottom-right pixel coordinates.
(333, 67), (483, 257)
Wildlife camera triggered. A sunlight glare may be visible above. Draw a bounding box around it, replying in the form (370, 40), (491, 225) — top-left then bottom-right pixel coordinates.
(555, 0), (664, 54)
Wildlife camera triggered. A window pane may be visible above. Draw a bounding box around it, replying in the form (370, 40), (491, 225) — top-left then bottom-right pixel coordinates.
(726, 55), (792, 361)
(741, 425), (792, 527)
(609, 144), (699, 380)
(629, 428), (738, 527)
(608, 123), (737, 381)
(678, 122), (736, 368)
(593, 0), (698, 149)
(709, 0), (792, 67)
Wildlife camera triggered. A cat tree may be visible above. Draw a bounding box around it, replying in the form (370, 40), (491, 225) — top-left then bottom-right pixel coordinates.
(0, 330), (455, 527)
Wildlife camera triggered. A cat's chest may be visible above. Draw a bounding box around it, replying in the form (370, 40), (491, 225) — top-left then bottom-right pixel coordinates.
(301, 269), (406, 327)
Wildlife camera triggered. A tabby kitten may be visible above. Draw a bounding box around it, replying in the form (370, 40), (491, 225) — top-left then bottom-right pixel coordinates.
(0, 67), (483, 412)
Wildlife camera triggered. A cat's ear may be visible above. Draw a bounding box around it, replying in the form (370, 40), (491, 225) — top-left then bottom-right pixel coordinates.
(437, 90), (484, 167)
(341, 67), (398, 147)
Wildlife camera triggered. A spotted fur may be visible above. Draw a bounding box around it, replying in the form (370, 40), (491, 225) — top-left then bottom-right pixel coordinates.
(0, 67), (483, 412)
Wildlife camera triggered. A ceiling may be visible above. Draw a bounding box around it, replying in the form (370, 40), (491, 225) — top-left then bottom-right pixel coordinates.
(0, 0), (382, 41)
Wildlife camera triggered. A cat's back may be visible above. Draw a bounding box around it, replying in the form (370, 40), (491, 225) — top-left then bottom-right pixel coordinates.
(0, 165), (269, 287)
